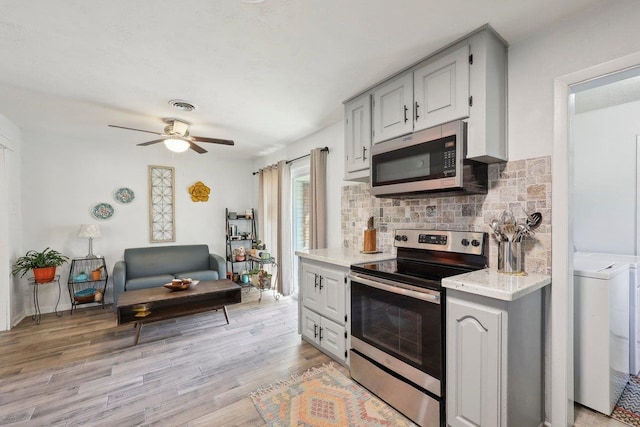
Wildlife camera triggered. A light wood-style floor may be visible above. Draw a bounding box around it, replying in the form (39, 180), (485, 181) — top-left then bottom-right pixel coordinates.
(574, 404), (629, 427)
(3, 289), (629, 427)
(0, 289), (342, 426)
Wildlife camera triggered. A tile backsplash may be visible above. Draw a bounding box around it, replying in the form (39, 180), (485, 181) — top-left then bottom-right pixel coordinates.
(341, 156), (551, 274)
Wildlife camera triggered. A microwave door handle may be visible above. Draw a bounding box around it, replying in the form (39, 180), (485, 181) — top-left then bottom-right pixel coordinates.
(348, 273), (440, 304)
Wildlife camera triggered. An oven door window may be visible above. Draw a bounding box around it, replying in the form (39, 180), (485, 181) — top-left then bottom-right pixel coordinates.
(372, 135), (455, 186)
(351, 280), (441, 380)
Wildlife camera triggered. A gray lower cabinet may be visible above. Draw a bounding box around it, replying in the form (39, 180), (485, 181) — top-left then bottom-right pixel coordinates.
(446, 289), (543, 427)
(299, 258), (349, 364)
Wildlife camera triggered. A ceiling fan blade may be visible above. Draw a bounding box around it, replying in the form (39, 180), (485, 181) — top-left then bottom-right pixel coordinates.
(109, 124), (164, 136)
(136, 139), (165, 146)
(191, 135), (235, 146)
(188, 141), (208, 154)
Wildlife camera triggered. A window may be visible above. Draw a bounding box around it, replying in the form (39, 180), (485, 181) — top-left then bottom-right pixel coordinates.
(293, 175), (310, 251)
(291, 162), (310, 296)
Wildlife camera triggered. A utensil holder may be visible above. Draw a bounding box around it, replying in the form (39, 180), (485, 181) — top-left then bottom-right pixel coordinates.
(498, 241), (523, 274)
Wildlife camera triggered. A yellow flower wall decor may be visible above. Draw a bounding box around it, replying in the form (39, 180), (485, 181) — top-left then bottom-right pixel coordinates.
(189, 181), (210, 202)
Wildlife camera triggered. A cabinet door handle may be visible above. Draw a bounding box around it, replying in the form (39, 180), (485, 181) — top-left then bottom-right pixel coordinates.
(314, 273), (319, 288)
(415, 101), (420, 120)
(314, 324), (318, 338)
(362, 146), (367, 161)
(318, 276), (323, 290)
(319, 326), (323, 341)
(404, 105), (409, 123)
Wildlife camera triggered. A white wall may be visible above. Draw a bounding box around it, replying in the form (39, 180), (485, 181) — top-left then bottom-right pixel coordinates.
(573, 100), (640, 254)
(253, 121), (344, 249)
(0, 113), (22, 330)
(19, 129), (254, 314)
(508, 0), (640, 161)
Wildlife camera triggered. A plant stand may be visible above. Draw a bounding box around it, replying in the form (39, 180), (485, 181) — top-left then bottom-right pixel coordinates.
(249, 255), (279, 302)
(28, 275), (62, 325)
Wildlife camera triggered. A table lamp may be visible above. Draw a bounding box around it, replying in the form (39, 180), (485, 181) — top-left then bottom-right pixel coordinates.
(78, 224), (101, 258)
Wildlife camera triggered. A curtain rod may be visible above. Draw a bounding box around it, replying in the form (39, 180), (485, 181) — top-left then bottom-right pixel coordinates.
(252, 146), (329, 175)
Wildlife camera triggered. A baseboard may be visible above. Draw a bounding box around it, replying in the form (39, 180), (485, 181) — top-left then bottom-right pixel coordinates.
(11, 310), (25, 329)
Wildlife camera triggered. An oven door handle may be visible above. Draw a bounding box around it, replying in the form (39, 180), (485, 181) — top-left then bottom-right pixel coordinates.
(348, 273), (440, 304)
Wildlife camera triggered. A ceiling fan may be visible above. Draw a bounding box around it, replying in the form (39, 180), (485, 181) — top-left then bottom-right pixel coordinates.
(108, 118), (234, 154)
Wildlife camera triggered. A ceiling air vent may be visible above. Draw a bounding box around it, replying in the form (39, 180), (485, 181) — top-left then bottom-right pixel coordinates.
(168, 99), (196, 112)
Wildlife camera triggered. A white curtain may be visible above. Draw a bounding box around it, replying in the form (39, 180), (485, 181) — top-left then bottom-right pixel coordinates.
(258, 165), (277, 265)
(277, 160), (293, 296)
(258, 162), (293, 296)
(310, 148), (327, 249)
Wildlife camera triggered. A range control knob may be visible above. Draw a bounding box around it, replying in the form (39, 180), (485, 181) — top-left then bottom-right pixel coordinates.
(395, 235), (402, 241)
(471, 239), (481, 247)
(461, 238), (470, 246)
(402, 235), (408, 242)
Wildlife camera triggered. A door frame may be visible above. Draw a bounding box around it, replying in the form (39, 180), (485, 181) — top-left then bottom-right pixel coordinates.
(552, 51), (640, 426)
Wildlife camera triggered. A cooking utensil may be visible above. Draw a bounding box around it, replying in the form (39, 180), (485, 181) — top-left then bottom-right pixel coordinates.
(513, 223), (530, 242)
(490, 219), (506, 241)
(524, 210), (543, 231)
(501, 209), (516, 237)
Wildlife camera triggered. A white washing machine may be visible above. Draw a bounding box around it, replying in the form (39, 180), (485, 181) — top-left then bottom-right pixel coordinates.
(574, 256), (630, 415)
(583, 252), (640, 375)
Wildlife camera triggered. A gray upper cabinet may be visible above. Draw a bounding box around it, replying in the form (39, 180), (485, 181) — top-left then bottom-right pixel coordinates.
(344, 92), (372, 181)
(343, 25), (507, 182)
(372, 73), (413, 144)
(414, 44), (470, 132)
(465, 28), (508, 163)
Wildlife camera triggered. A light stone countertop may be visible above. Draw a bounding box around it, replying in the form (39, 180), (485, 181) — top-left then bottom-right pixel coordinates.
(295, 248), (395, 268)
(442, 268), (552, 301)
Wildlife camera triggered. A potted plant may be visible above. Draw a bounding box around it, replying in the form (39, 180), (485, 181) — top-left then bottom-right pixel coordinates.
(12, 247), (69, 283)
(91, 265), (104, 280)
(260, 272), (272, 289)
(249, 268), (261, 286)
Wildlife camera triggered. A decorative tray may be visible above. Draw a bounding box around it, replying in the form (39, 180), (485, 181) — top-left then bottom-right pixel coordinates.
(74, 287), (96, 303)
(163, 280), (199, 291)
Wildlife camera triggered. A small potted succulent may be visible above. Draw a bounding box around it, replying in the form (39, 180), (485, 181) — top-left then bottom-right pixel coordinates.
(12, 247), (69, 283)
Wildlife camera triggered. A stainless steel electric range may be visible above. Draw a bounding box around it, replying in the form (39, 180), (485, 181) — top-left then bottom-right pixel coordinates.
(348, 229), (488, 427)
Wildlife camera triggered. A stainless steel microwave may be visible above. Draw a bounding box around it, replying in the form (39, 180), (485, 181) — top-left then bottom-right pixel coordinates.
(370, 120), (487, 198)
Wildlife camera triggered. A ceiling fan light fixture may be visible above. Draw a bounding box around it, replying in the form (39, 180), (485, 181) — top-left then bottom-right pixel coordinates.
(164, 137), (190, 153)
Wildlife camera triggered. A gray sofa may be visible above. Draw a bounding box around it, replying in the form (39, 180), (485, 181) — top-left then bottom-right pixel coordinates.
(112, 244), (226, 309)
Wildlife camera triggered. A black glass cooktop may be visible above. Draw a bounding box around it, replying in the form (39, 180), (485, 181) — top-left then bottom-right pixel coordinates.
(351, 257), (476, 290)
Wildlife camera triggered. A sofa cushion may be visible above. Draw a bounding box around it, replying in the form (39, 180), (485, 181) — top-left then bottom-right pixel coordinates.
(174, 270), (220, 281)
(125, 245), (210, 279)
(126, 274), (175, 291)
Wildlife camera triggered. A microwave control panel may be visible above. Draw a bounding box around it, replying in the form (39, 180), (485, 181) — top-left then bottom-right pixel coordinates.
(443, 141), (457, 176)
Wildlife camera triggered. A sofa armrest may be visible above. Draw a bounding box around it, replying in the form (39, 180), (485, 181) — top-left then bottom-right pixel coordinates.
(112, 260), (126, 312)
(209, 253), (226, 279)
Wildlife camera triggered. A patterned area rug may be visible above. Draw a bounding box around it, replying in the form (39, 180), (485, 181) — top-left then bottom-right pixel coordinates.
(612, 375), (640, 426)
(250, 363), (416, 426)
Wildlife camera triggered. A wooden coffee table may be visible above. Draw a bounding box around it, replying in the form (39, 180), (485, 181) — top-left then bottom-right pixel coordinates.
(117, 279), (241, 345)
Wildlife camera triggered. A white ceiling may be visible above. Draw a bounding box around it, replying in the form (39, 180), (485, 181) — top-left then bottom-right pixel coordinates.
(0, 0), (603, 158)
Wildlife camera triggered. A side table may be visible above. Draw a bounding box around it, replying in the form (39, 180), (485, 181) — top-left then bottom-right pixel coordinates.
(28, 275), (62, 325)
